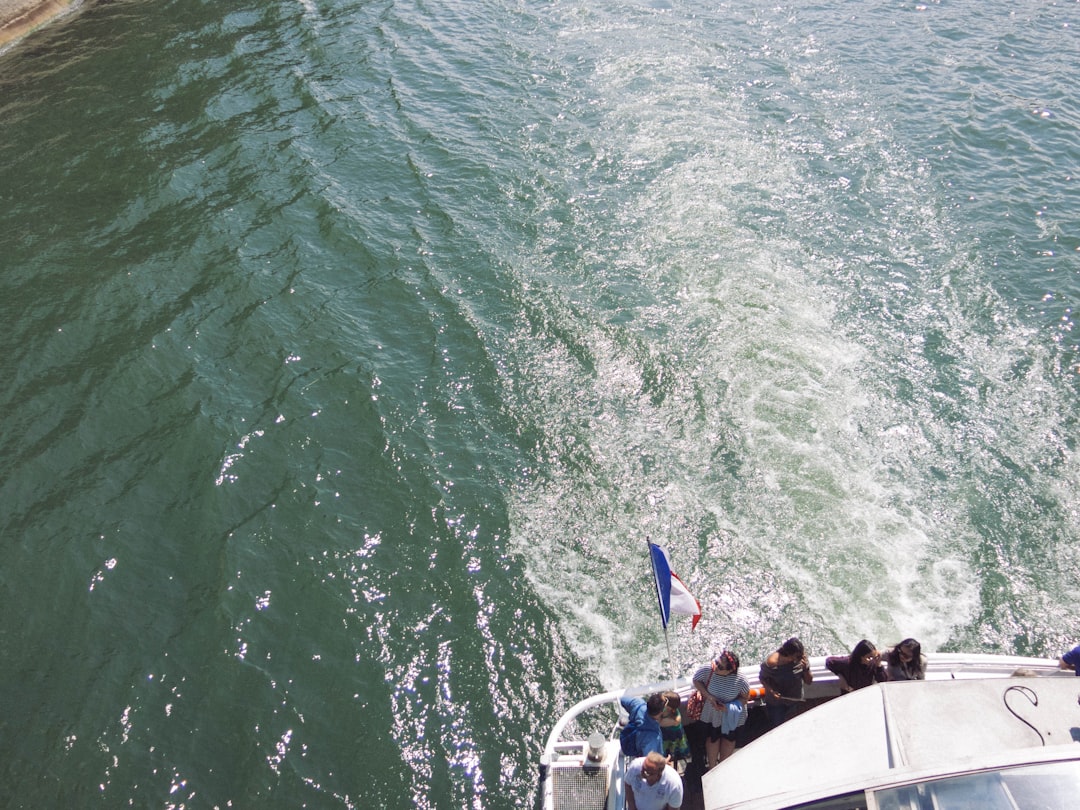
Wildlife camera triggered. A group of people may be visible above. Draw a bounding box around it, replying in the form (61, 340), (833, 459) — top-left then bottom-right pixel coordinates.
(619, 635), (927, 810)
(624, 637), (1080, 810)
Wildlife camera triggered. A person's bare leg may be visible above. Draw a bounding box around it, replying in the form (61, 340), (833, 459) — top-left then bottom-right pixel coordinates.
(718, 736), (736, 762)
(705, 735), (720, 769)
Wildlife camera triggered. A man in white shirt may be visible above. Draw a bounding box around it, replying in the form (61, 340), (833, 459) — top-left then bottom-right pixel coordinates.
(625, 751), (683, 810)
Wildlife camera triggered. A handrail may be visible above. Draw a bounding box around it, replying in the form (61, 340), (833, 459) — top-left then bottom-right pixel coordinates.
(540, 676), (696, 764)
(540, 654), (1063, 763)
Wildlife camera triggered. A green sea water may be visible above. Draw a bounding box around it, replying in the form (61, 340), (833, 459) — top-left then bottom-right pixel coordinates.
(2, 0), (1079, 806)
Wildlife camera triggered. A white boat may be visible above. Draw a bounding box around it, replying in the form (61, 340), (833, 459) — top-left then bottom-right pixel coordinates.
(539, 653), (1079, 810)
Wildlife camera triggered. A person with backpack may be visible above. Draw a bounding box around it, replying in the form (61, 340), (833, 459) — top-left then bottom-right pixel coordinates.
(619, 692), (668, 759)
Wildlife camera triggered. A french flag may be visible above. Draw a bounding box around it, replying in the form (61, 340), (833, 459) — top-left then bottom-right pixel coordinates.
(648, 541), (702, 631)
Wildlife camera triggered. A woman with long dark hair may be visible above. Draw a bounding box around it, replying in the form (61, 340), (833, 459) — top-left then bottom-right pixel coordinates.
(826, 639), (887, 693)
(884, 638), (926, 680)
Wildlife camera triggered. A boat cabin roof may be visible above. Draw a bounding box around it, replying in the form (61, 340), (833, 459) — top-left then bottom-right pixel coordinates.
(702, 675), (1080, 810)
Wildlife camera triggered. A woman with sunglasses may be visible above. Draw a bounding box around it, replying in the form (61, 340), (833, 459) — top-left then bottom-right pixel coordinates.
(692, 650), (749, 769)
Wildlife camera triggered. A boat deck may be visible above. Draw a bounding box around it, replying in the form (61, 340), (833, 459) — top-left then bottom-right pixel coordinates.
(679, 701), (813, 810)
(540, 655), (1068, 810)
(679, 721), (711, 810)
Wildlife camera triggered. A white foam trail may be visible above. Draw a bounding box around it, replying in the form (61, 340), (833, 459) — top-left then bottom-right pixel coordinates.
(507, 0), (1080, 684)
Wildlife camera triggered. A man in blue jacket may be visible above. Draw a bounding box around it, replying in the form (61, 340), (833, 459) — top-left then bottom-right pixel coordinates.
(1060, 643), (1080, 675)
(620, 692), (668, 759)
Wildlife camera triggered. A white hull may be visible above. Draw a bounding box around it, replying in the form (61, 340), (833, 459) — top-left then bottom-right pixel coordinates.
(539, 653), (1073, 810)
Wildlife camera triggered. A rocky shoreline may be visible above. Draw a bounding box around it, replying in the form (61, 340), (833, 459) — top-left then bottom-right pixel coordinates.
(0, 0), (77, 52)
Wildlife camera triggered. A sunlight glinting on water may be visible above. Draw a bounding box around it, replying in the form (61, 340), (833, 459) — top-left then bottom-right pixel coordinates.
(506, 0), (1080, 685)
(4, 0), (1080, 805)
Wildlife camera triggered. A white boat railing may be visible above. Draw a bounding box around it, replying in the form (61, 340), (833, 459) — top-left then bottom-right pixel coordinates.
(540, 676), (695, 766)
(539, 653), (1065, 810)
(541, 653), (1064, 761)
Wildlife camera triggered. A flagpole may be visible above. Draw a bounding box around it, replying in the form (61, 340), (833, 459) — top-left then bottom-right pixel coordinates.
(665, 628), (675, 685)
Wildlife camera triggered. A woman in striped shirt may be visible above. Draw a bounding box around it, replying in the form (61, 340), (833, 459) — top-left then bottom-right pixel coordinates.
(692, 650), (750, 769)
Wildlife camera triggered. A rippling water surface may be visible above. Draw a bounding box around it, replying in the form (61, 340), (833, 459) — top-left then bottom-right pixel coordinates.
(2, 0), (1079, 806)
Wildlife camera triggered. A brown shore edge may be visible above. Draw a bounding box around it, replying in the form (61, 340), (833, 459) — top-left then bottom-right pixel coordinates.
(0, 0), (78, 52)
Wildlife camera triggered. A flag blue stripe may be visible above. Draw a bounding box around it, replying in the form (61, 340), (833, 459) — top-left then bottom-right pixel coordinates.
(649, 542), (673, 630)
